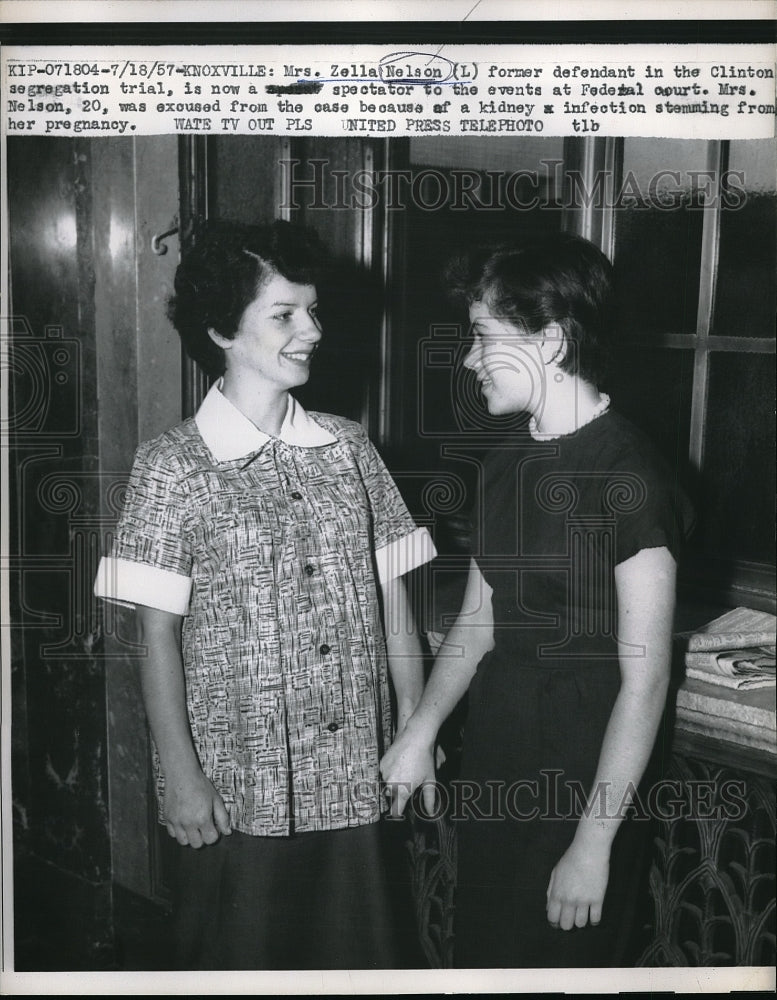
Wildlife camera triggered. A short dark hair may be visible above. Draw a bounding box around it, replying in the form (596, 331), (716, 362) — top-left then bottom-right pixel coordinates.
(446, 231), (614, 386)
(168, 219), (329, 377)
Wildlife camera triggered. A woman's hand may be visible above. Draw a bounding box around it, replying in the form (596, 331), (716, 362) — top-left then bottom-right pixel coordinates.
(163, 764), (232, 848)
(379, 722), (438, 818)
(546, 839), (610, 930)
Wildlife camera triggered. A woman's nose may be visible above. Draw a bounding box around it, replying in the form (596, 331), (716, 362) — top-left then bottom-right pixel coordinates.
(302, 315), (323, 341)
(462, 342), (479, 370)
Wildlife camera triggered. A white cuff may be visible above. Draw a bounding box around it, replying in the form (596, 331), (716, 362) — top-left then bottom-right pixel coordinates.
(94, 556), (192, 616)
(375, 527), (437, 586)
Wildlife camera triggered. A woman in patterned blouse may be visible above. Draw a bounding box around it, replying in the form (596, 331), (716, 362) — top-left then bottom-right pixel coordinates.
(95, 220), (435, 969)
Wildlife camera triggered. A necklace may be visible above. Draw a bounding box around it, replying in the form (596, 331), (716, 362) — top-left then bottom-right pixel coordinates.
(528, 392), (611, 441)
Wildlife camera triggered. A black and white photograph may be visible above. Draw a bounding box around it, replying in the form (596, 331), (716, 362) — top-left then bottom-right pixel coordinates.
(1, 3), (775, 995)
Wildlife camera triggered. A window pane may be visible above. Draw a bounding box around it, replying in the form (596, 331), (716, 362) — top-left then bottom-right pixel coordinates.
(713, 139), (777, 339)
(613, 139), (708, 340)
(694, 352), (776, 565)
(608, 346), (694, 479)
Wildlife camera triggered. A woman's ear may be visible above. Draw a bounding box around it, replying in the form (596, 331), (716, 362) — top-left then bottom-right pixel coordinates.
(207, 327), (233, 350)
(540, 323), (567, 367)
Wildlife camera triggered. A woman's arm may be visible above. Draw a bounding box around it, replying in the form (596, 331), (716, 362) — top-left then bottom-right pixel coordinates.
(136, 604), (232, 848)
(546, 545), (676, 931)
(380, 558), (495, 815)
(381, 575), (425, 732)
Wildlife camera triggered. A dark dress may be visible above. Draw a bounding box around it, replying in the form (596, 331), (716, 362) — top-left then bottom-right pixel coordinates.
(453, 410), (688, 969)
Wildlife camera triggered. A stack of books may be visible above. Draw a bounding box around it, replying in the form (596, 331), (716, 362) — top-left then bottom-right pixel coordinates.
(684, 607), (776, 691)
(676, 607), (776, 755)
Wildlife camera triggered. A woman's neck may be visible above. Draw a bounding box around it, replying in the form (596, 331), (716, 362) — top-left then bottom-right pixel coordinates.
(219, 373), (289, 438)
(531, 377), (607, 440)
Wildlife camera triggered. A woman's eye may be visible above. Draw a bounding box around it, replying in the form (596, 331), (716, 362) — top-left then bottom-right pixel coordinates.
(273, 311), (292, 322)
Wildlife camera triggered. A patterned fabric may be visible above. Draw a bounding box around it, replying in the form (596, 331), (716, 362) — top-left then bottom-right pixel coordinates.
(95, 384), (435, 836)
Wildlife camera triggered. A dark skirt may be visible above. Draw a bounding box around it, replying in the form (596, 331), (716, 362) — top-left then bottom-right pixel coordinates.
(171, 819), (420, 970)
(453, 652), (655, 968)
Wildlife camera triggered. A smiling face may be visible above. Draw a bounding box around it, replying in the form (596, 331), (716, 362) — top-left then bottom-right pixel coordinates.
(463, 299), (550, 417)
(220, 271), (322, 394)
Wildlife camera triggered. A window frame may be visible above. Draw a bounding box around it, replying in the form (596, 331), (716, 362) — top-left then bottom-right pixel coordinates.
(571, 136), (776, 612)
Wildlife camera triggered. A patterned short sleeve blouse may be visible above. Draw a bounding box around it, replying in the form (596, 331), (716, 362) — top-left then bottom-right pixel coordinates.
(95, 383), (436, 836)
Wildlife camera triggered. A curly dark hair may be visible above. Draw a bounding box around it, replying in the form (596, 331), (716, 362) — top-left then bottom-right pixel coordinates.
(168, 219), (330, 377)
(446, 231), (614, 386)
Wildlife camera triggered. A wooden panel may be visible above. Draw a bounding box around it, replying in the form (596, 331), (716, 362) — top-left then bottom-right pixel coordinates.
(136, 136), (182, 442)
(91, 137), (181, 899)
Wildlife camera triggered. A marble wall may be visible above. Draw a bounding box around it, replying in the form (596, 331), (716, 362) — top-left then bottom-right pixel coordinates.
(8, 136), (113, 967)
(8, 135), (180, 970)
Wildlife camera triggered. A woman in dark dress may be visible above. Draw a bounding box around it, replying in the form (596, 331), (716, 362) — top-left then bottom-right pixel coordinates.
(381, 232), (687, 967)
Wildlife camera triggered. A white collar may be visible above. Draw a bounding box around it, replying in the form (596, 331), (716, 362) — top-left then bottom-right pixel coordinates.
(194, 380), (337, 462)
